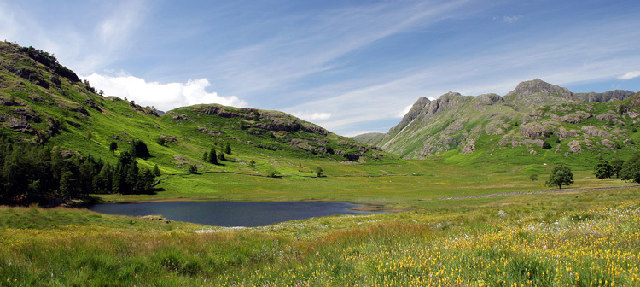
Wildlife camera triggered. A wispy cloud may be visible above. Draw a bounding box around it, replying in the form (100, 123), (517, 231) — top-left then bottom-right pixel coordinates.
(208, 0), (471, 99)
(85, 72), (246, 112)
(501, 15), (522, 23)
(283, 16), (640, 135)
(0, 0), (147, 74)
(618, 71), (640, 80)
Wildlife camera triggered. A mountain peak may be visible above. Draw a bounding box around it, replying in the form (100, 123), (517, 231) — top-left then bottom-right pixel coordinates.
(507, 79), (572, 98)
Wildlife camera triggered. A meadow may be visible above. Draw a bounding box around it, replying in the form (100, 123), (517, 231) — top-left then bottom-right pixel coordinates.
(1, 181), (639, 286)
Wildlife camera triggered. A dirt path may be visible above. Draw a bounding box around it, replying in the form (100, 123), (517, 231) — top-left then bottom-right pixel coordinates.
(437, 184), (640, 200)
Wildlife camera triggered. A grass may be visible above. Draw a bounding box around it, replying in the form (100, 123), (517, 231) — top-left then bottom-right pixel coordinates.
(1, 187), (639, 286)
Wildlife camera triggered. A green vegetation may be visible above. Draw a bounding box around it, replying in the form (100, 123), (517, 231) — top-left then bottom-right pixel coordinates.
(546, 164), (573, 189)
(1, 41), (640, 286)
(1, 188), (639, 286)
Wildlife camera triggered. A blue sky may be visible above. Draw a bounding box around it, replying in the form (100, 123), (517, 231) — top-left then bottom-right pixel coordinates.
(1, 0), (639, 136)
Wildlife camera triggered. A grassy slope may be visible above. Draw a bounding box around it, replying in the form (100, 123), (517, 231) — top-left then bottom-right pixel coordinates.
(1, 187), (639, 286)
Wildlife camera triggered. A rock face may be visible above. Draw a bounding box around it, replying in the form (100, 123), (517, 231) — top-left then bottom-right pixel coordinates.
(354, 79), (638, 159)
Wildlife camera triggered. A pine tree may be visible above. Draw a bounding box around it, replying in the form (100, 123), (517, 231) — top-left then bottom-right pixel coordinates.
(208, 148), (218, 165)
(224, 143), (231, 154)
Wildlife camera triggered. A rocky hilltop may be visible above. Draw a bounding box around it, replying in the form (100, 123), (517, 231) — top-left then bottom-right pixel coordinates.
(354, 79), (638, 159)
(0, 41), (380, 166)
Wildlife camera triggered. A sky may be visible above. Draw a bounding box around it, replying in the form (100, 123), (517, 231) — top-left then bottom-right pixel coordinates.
(1, 0), (639, 136)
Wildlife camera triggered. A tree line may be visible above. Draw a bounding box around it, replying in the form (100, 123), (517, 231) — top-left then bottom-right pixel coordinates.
(0, 138), (158, 206)
(594, 155), (640, 183)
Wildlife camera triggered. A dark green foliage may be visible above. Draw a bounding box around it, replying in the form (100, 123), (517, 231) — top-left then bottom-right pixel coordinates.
(224, 143), (231, 155)
(131, 140), (151, 159)
(594, 160), (613, 179)
(542, 142), (552, 149)
(610, 159), (624, 178)
(0, 137), (155, 205)
(217, 152), (225, 161)
(207, 148), (218, 165)
(530, 174), (538, 181)
(109, 142), (118, 152)
(188, 165), (198, 174)
(620, 154), (640, 183)
(546, 164), (573, 189)
(315, 167), (324, 178)
(202, 152), (208, 162)
(112, 151), (156, 195)
(153, 164), (161, 177)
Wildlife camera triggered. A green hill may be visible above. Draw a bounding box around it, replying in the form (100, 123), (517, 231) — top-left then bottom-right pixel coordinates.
(0, 41), (385, 177)
(355, 79), (639, 167)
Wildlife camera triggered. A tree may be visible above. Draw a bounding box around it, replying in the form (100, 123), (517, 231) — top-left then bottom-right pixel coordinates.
(621, 154), (640, 183)
(109, 142), (118, 153)
(611, 159), (624, 178)
(130, 140), (150, 159)
(153, 164), (161, 177)
(188, 165), (198, 174)
(208, 148), (218, 165)
(224, 143), (231, 154)
(202, 152), (208, 162)
(217, 152), (225, 161)
(594, 160), (613, 179)
(542, 142), (552, 149)
(546, 164), (573, 189)
(315, 167), (324, 178)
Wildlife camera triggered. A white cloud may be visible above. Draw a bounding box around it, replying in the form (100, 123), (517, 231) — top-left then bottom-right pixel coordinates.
(502, 15), (522, 23)
(428, 97), (437, 101)
(397, 104), (413, 118)
(292, 112), (331, 121)
(618, 71), (640, 80)
(84, 73), (247, 111)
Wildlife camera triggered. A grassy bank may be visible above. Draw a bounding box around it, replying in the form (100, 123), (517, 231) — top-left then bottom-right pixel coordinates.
(1, 187), (639, 286)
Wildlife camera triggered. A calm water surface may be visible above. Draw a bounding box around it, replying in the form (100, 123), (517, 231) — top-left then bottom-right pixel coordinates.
(88, 201), (374, 227)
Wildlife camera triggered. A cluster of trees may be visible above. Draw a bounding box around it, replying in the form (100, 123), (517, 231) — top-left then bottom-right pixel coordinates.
(202, 143), (231, 165)
(595, 155), (640, 183)
(0, 138), (158, 206)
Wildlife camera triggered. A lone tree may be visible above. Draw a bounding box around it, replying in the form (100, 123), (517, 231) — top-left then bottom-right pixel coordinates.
(594, 160), (613, 179)
(224, 142), (231, 155)
(547, 164), (573, 189)
(207, 148), (218, 165)
(188, 165), (198, 174)
(621, 154), (640, 183)
(315, 167), (324, 178)
(131, 140), (150, 159)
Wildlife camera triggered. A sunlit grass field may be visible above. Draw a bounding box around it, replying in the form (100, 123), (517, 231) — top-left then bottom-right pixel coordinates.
(1, 186), (639, 286)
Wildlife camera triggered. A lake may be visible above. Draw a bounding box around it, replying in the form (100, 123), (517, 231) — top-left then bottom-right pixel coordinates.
(88, 201), (375, 227)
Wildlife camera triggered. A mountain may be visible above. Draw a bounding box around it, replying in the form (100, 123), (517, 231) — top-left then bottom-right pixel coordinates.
(0, 41), (384, 176)
(355, 79), (638, 160)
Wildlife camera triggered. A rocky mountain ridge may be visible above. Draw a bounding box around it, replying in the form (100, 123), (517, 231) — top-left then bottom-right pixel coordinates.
(355, 79), (638, 159)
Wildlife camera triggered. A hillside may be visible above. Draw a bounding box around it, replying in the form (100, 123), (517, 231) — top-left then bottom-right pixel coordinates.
(356, 79), (639, 162)
(0, 41), (385, 179)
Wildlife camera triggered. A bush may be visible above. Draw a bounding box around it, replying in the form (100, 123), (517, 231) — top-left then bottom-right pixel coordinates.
(316, 167), (324, 178)
(542, 142), (552, 149)
(188, 165), (198, 174)
(530, 174), (538, 181)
